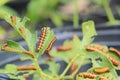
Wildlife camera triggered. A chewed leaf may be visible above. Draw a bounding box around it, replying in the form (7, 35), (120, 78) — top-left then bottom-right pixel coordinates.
(87, 52), (118, 80)
(82, 21), (97, 48)
(5, 15), (37, 52)
(0, 40), (24, 52)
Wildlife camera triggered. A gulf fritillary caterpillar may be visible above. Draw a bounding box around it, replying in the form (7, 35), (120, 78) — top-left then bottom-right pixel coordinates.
(86, 44), (120, 66)
(10, 16), (16, 25)
(56, 45), (72, 51)
(86, 44), (108, 52)
(109, 47), (120, 56)
(17, 66), (37, 71)
(77, 72), (110, 80)
(106, 54), (120, 66)
(94, 67), (110, 73)
(23, 50), (34, 58)
(19, 27), (26, 36)
(36, 27), (46, 52)
(45, 37), (56, 53)
(1, 43), (20, 53)
(1, 43), (34, 58)
(1, 43), (8, 51)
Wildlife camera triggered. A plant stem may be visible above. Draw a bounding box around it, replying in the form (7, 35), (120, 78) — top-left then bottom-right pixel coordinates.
(71, 57), (84, 76)
(34, 58), (53, 80)
(59, 54), (79, 79)
(102, 0), (116, 24)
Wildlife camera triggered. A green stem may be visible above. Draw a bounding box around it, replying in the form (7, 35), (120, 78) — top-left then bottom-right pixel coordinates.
(34, 58), (53, 80)
(71, 57), (84, 76)
(102, 0), (116, 24)
(59, 54), (79, 79)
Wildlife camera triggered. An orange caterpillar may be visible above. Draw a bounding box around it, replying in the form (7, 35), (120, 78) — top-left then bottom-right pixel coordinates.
(110, 47), (120, 56)
(10, 16), (16, 25)
(19, 27), (25, 35)
(23, 50), (34, 58)
(56, 45), (72, 51)
(36, 28), (46, 52)
(94, 67), (110, 73)
(1, 43), (34, 58)
(77, 72), (110, 80)
(17, 66), (37, 71)
(106, 54), (120, 66)
(45, 37), (56, 53)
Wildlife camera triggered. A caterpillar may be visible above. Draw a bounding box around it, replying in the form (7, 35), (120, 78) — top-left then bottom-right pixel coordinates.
(1, 43), (34, 58)
(1, 43), (8, 51)
(19, 27), (25, 36)
(17, 66), (37, 71)
(86, 44), (108, 53)
(56, 45), (72, 51)
(23, 50), (34, 58)
(106, 54), (120, 66)
(94, 67), (110, 73)
(109, 47), (120, 56)
(1, 43), (20, 53)
(36, 28), (46, 52)
(10, 16), (16, 25)
(77, 72), (110, 80)
(45, 37), (56, 53)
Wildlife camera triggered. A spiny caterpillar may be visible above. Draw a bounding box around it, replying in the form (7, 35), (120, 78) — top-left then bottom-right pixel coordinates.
(106, 54), (120, 66)
(56, 45), (72, 51)
(45, 37), (56, 53)
(94, 67), (110, 73)
(36, 27), (55, 54)
(36, 27), (47, 52)
(23, 50), (34, 58)
(10, 16), (16, 25)
(110, 47), (120, 56)
(17, 66), (37, 71)
(77, 72), (110, 80)
(86, 44), (108, 53)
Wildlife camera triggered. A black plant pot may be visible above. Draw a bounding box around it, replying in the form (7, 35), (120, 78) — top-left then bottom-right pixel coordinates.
(0, 26), (120, 79)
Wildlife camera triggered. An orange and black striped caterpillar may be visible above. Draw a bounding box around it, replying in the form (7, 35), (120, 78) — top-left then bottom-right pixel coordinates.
(77, 72), (110, 80)
(36, 28), (47, 52)
(36, 27), (56, 53)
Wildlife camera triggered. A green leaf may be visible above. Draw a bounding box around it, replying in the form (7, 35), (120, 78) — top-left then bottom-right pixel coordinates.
(81, 21), (97, 48)
(0, 64), (17, 75)
(5, 16), (37, 52)
(5, 64), (17, 74)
